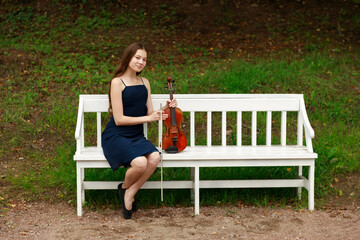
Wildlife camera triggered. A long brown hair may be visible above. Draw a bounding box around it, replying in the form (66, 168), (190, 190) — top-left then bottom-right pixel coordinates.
(108, 42), (147, 116)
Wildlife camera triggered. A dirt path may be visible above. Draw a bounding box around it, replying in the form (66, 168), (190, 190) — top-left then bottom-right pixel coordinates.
(1, 202), (360, 240)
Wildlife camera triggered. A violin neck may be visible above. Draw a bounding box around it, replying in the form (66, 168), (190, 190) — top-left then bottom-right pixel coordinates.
(169, 89), (174, 101)
(170, 108), (177, 126)
(167, 77), (177, 126)
(168, 88), (177, 126)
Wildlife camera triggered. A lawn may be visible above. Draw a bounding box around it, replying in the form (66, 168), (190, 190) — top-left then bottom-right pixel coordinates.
(1, 0), (359, 211)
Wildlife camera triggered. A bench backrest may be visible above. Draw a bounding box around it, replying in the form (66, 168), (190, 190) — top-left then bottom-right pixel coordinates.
(75, 94), (314, 154)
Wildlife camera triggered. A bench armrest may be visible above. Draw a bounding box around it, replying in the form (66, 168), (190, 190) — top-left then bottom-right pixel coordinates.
(299, 97), (315, 152)
(75, 97), (84, 140)
(299, 98), (315, 138)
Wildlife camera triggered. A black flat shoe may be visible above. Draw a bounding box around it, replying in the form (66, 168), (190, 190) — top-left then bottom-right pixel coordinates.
(132, 200), (138, 212)
(118, 183), (137, 211)
(118, 183), (125, 204)
(122, 204), (132, 219)
(118, 183), (132, 219)
(118, 183), (123, 193)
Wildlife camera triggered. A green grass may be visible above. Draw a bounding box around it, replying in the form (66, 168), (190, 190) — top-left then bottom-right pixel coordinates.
(1, 3), (359, 211)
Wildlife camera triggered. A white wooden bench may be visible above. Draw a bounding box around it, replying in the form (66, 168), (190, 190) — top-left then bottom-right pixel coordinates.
(74, 94), (317, 216)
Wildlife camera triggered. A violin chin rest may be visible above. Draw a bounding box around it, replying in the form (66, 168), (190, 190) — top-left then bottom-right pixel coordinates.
(165, 146), (178, 154)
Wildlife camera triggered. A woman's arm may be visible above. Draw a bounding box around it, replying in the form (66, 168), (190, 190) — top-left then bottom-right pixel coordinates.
(143, 78), (155, 115)
(143, 77), (176, 113)
(111, 78), (163, 126)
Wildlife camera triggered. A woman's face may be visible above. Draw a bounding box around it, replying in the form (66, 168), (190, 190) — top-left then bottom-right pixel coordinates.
(128, 49), (147, 73)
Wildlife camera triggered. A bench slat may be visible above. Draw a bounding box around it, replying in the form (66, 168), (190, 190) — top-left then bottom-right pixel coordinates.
(190, 111), (195, 147)
(252, 111), (257, 146)
(81, 96), (301, 112)
(237, 111), (242, 146)
(83, 179), (307, 190)
(222, 111), (226, 146)
(74, 146), (317, 161)
(83, 181), (194, 190)
(160, 146), (317, 161)
(96, 112), (102, 149)
(155, 98), (300, 112)
(297, 112), (303, 146)
(207, 111), (212, 146)
(266, 111), (272, 146)
(281, 111), (287, 146)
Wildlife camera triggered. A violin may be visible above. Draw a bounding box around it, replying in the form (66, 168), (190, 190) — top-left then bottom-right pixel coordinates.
(162, 76), (187, 153)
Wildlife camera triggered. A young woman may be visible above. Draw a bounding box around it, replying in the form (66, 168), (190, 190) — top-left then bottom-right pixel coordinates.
(102, 42), (176, 219)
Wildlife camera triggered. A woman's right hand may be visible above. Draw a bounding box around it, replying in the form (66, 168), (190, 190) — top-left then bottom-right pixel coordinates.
(148, 110), (168, 122)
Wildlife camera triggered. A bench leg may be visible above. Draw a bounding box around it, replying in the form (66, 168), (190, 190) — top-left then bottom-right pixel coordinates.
(76, 163), (83, 216)
(81, 168), (85, 204)
(190, 167), (195, 204)
(194, 167), (200, 215)
(297, 166), (303, 200)
(308, 162), (315, 211)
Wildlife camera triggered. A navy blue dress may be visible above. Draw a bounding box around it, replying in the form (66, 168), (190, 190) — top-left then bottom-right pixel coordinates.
(102, 79), (158, 171)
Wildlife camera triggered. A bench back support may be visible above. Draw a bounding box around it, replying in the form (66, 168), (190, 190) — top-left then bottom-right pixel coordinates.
(74, 94), (315, 155)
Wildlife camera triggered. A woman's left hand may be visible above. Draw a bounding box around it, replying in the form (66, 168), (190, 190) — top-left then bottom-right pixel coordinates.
(166, 98), (177, 108)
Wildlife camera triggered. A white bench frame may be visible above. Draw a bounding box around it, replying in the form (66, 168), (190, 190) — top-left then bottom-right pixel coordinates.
(74, 94), (317, 216)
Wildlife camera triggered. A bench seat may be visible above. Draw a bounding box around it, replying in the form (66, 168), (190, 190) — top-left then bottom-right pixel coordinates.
(75, 145), (316, 162)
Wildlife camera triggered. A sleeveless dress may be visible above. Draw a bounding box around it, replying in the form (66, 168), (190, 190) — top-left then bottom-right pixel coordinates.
(101, 78), (159, 171)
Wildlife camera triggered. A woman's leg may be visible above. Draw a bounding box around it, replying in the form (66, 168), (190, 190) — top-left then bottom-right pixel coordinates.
(122, 152), (160, 210)
(121, 156), (147, 210)
(122, 156), (148, 189)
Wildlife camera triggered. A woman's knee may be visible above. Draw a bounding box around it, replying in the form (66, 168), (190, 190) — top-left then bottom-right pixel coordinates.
(147, 152), (160, 167)
(131, 157), (147, 172)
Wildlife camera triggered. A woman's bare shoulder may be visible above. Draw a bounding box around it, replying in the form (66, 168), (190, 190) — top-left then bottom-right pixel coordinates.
(141, 77), (149, 83)
(111, 77), (125, 91)
(111, 77), (122, 84)
(141, 77), (151, 87)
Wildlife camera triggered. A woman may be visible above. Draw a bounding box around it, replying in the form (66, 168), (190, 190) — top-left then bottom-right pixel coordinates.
(102, 42), (176, 219)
